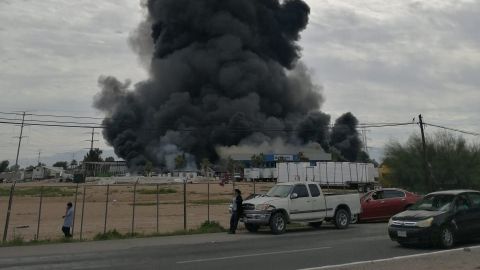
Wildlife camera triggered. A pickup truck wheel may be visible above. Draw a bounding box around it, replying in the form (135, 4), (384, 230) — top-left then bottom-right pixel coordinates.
(334, 209), (350, 229)
(245, 223), (259, 233)
(270, 212), (286, 234)
(350, 214), (359, 224)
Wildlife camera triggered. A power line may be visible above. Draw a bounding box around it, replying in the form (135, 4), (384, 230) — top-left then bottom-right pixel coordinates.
(27, 113), (107, 120)
(0, 120), (103, 129)
(423, 122), (480, 137)
(0, 117), (102, 126)
(0, 119), (420, 132)
(0, 111), (107, 120)
(358, 122), (414, 128)
(4, 110), (474, 136)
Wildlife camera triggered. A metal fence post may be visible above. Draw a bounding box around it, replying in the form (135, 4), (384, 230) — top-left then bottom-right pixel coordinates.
(103, 185), (110, 234)
(2, 182), (16, 243)
(156, 184), (159, 234)
(207, 182), (210, 222)
(132, 182), (137, 235)
(253, 180), (256, 194)
(183, 181), (187, 231)
(35, 186), (44, 241)
(71, 183), (79, 237)
(79, 186), (86, 240)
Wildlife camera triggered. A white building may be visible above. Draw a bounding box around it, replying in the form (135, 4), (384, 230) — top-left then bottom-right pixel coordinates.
(32, 166), (64, 180)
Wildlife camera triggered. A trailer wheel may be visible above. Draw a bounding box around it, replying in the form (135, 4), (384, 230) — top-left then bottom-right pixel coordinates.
(270, 212), (286, 234)
(334, 208), (350, 229)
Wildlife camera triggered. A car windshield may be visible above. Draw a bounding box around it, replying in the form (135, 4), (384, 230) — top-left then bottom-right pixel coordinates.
(409, 194), (455, 211)
(266, 185), (293, 198)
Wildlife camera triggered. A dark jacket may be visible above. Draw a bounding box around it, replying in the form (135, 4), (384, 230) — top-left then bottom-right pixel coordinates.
(235, 195), (243, 215)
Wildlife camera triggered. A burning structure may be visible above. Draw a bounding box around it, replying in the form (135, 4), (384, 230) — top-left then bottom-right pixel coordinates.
(94, 0), (364, 171)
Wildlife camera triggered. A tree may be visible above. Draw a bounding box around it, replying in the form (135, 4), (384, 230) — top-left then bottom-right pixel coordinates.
(384, 132), (480, 192)
(174, 154), (186, 170)
(53, 161), (68, 170)
(250, 153), (265, 168)
(83, 149), (103, 162)
(226, 157), (243, 175)
(70, 159), (78, 168)
(105, 156), (115, 162)
(200, 158), (211, 178)
(0, 160), (9, 173)
(144, 161), (153, 176)
(9, 164), (19, 172)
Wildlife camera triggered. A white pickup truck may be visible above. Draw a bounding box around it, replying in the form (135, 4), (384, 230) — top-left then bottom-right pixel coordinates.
(241, 182), (361, 234)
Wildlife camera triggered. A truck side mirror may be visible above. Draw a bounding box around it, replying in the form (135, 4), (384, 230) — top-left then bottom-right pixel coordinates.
(290, 193), (298, 199)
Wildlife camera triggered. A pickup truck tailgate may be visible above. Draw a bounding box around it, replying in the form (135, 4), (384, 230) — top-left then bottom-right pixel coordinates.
(325, 193), (361, 217)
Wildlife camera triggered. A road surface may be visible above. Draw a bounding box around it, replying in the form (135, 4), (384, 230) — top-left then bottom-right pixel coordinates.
(0, 223), (479, 270)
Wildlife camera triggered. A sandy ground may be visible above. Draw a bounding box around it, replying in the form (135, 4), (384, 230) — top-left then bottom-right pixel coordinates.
(0, 181), (274, 241)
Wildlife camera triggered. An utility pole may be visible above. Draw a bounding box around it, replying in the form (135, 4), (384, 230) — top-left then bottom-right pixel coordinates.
(71, 152), (75, 169)
(84, 128), (99, 151)
(4, 112), (25, 243)
(14, 112), (26, 174)
(418, 114), (432, 192)
(37, 149), (42, 166)
(361, 128), (370, 154)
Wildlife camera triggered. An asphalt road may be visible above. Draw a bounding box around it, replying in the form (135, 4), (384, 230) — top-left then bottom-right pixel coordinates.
(0, 223), (478, 270)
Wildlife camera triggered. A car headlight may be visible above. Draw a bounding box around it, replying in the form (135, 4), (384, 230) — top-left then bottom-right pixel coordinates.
(388, 217), (394, 226)
(255, 204), (275, 211)
(416, 217), (434, 228)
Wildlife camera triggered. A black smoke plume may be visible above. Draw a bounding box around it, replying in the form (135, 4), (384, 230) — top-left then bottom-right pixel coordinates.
(94, 0), (358, 169)
(330, 112), (362, 162)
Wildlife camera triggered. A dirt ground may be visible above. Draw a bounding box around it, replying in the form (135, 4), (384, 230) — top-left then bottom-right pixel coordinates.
(0, 181), (275, 242)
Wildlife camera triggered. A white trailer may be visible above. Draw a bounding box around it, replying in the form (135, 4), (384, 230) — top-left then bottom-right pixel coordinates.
(276, 162), (378, 190)
(244, 168), (277, 181)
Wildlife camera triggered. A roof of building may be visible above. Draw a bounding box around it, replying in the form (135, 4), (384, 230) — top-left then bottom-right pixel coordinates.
(229, 152), (332, 161)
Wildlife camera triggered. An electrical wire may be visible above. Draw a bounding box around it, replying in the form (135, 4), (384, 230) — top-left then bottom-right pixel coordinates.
(0, 111), (107, 120)
(2, 111), (476, 137)
(423, 122), (480, 137)
(0, 117), (102, 126)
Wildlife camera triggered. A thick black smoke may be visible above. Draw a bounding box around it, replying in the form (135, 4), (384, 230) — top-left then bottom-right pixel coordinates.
(94, 0), (349, 169)
(330, 112), (362, 162)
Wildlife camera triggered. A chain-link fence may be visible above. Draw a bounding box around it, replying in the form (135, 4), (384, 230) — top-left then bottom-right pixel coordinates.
(0, 181), (275, 243)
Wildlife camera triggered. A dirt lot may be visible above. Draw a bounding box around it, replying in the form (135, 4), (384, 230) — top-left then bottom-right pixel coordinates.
(0, 181), (275, 242)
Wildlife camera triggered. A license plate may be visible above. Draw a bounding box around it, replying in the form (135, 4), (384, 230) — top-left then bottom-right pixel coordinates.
(397, 231), (407, 237)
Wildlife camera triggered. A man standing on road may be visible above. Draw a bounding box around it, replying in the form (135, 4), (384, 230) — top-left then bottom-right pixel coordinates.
(62, 202), (74, 238)
(229, 189), (243, 234)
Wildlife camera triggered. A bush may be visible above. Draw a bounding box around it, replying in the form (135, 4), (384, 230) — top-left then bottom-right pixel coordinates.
(93, 229), (125, 241)
(384, 132), (480, 192)
(196, 221), (226, 233)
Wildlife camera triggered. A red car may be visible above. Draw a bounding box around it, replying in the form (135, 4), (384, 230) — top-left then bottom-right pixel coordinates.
(356, 188), (421, 222)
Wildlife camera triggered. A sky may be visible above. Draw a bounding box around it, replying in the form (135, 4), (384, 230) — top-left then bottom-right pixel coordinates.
(0, 0), (479, 166)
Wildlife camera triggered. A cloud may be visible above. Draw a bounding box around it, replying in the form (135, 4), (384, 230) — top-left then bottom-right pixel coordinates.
(301, 0), (480, 157)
